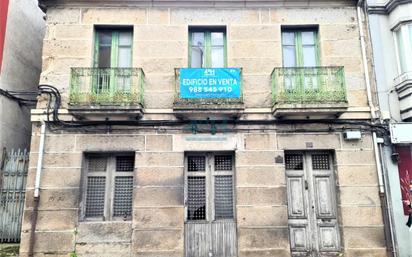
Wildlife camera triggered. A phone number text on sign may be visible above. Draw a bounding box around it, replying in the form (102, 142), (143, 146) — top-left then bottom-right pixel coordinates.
(179, 68), (241, 99)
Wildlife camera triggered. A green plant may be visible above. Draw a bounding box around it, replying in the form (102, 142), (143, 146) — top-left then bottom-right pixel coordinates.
(69, 227), (78, 257)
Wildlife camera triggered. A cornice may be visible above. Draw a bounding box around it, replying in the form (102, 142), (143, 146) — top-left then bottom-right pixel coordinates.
(367, 0), (412, 15)
(39, 0), (357, 9)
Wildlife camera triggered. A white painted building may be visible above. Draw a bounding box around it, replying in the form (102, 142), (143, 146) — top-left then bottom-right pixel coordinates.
(367, 0), (412, 256)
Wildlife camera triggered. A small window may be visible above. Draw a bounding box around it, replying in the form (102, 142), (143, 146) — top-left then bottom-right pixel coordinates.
(282, 28), (319, 68)
(82, 154), (134, 221)
(189, 27), (227, 68)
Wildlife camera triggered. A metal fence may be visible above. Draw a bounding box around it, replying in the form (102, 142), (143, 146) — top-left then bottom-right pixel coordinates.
(0, 149), (29, 243)
(69, 67), (145, 106)
(271, 66), (347, 104)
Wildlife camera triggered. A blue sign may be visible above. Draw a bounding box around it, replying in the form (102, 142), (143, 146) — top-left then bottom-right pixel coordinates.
(179, 68), (241, 99)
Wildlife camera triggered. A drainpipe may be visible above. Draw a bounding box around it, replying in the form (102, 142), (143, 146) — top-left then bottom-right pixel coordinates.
(357, 0), (384, 190)
(357, 1), (397, 256)
(357, 0), (375, 117)
(28, 120), (46, 257)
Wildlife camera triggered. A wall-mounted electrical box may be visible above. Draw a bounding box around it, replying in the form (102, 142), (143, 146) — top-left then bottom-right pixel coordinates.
(343, 130), (362, 140)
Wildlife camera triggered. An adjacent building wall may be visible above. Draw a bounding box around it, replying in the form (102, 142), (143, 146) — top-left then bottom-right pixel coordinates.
(0, 0), (45, 152)
(367, 1), (412, 256)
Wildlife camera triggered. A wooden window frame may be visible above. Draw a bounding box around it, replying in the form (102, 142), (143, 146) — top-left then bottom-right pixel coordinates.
(92, 27), (133, 94)
(188, 27), (228, 68)
(184, 152), (235, 223)
(93, 27), (133, 68)
(281, 27), (321, 68)
(80, 153), (134, 222)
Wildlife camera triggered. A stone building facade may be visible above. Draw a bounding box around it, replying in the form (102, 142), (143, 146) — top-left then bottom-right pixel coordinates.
(22, 0), (389, 256)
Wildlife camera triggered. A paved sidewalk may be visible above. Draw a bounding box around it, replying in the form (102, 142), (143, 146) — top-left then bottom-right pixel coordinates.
(0, 244), (19, 257)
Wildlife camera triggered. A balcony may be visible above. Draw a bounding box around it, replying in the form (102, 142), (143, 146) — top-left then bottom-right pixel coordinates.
(173, 68), (244, 120)
(69, 68), (145, 120)
(394, 71), (412, 121)
(271, 66), (348, 118)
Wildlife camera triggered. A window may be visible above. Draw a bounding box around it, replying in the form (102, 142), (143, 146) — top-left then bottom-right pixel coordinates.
(189, 27), (227, 68)
(185, 153), (234, 221)
(282, 29), (319, 68)
(395, 23), (412, 74)
(93, 28), (133, 93)
(82, 154), (134, 221)
(282, 28), (320, 90)
(94, 28), (133, 68)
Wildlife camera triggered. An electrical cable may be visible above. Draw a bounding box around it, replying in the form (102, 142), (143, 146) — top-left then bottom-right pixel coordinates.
(37, 84), (390, 137)
(0, 88), (38, 105)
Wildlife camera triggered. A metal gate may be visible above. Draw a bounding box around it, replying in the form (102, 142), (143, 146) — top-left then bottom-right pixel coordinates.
(0, 149), (29, 242)
(285, 152), (341, 257)
(184, 153), (237, 257)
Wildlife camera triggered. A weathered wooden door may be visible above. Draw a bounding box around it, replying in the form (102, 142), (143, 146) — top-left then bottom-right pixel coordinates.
(285, 152), (341, 257)
(184, 153), (237, 257)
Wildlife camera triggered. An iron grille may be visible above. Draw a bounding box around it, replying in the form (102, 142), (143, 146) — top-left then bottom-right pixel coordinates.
(215, 175), (234, 219)
(188, 156), (206, 172)
(116, 156), (135, 172)
(187, 176), (206, 220)
(312, 154), (330, 170)
(85, 176), (106, 217)
(215, 155), (232, 171)
(113, 176), (133, 217)
(88, 157), (107, 172)
(285, 154), (303, 170)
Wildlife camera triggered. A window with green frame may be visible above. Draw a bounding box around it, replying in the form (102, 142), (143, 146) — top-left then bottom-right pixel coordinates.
(281, 28), (320, 91)
(282, 29), (320, 68)
(94, 28), (133, 68)
(189, 27), (227, 68)
(93, 28), (133, 93)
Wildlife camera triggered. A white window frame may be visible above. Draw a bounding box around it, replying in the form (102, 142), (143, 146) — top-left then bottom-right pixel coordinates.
(80, 153), (135, 222)
(393, 22), (412, 75)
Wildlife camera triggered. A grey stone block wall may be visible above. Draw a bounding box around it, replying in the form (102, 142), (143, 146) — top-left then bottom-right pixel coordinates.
(20, 126), (386, 257)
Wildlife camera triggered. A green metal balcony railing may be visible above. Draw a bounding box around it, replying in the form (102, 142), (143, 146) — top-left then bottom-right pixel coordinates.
(69, 68), (145, 106)
(271, 66), (347, 105)
(174, 68), (243, 106)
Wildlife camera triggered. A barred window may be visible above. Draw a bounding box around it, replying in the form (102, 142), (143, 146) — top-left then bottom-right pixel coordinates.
(83, 154), (134, 221)
(185, 153), (234, 221)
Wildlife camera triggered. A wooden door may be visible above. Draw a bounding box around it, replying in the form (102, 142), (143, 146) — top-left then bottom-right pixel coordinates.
(285, 152), (340, 256)
(184, 153), (237, 257)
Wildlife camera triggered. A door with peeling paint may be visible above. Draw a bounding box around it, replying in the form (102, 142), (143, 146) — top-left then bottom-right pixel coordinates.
(285, 152), (341, 257)
(184, 153), (237, 257)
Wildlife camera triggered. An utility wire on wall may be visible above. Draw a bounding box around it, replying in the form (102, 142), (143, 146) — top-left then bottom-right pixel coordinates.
(0, 88), (38, 106)
(37, 84), (390, 137)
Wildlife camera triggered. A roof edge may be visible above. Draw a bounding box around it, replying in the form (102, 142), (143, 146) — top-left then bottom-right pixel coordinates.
(367, 0), (412, 15)
(39, 0), (359, 9)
